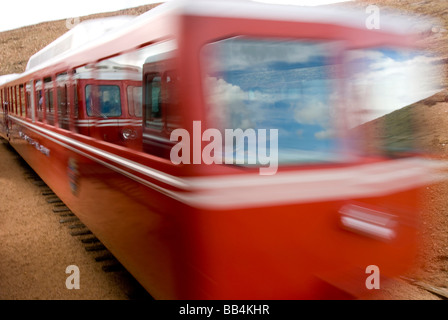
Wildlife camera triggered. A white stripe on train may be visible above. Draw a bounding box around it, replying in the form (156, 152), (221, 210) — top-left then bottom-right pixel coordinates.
(8, 115), (447, 209)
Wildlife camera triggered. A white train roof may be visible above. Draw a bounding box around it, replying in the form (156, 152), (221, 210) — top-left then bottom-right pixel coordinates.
(19, 0), (435, 81)
(0, 73), (20, 86)
(26, 16), (135, 71)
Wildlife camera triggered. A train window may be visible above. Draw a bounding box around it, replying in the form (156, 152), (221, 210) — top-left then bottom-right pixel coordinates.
(9, 88), (12, 113)
(145, 74), (162, 130)
(85, 85), (121, 117)
(43, 77), (54, 125)
(16, 86), (20, 115)
(25, 84), (31, 119)
(11, 87), (14, 114)
(5, 88), (8, 112)
(36, 80), (43, 122)
(202, 37), (344, 165)
(45, 88), (54, 125)
(144, 71), (180, 131)
(73, 83), (78, 121)
(57, 84), (69, 130)
(345, 47), (441, 156)
(20, 85), (25, 117)
(15, 86), (20, 115)
(164, 71), (180, 132)
(15, 86), (19, 115)
(7, 88), (11, 113)
(127, 85), (142, 117)
(9, 87), (13, 113)
(10, 87), (14, 114)
(11, 87), (16, 114)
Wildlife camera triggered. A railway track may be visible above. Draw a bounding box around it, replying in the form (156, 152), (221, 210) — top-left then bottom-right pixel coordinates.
(24, 166), (153, 299)
(1, 138), (152, 300)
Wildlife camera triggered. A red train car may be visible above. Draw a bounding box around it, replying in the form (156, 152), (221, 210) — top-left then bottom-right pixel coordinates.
(0, 0), (440, 299)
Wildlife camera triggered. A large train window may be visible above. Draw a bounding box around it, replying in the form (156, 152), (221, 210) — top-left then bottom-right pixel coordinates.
(202, 37), (344, 166)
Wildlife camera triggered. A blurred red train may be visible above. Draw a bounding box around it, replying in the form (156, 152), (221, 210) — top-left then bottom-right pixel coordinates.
(0, 0), (440, 299)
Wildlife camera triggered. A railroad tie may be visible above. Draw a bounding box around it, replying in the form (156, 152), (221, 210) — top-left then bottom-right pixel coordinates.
(102, 263), (125, 273)
(59, 217), (80, 224)
(81, 237), (100, 244)
(84, 244), (107, 252)
(59, 213), (75, 217)
(94, 253), (115, 262)
(46, 197), (62, 204)
(70, 229), (92, 236)
(68, 223), (86, 229)
(53, 207), (71, 213)
(32, 180), (47, 187)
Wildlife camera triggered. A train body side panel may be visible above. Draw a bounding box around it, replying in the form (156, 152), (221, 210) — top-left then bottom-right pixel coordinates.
(5, 115), (422, 299)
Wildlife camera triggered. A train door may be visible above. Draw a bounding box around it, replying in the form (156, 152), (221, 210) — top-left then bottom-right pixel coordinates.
(122, 81), (143, 150)
(142, 60), (179, 158)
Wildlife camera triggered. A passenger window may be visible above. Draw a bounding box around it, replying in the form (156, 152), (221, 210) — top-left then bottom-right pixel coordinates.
(45, 88), (54, 125)
(73, 83), (78, 120)
(20, 85), (26, 117)
(36, 80), (43, 122)
(144, 71), (180, 132)
(164, 71), (180, 132)
(127, 85), (142, 117)
(85, 85), (121, 117)
(10, 87), (13, 113)
(57, 84), (69, 130)
(145, 74), (162, 129)
(12, 87), (16, 114)
(26, 84), (32, 119)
